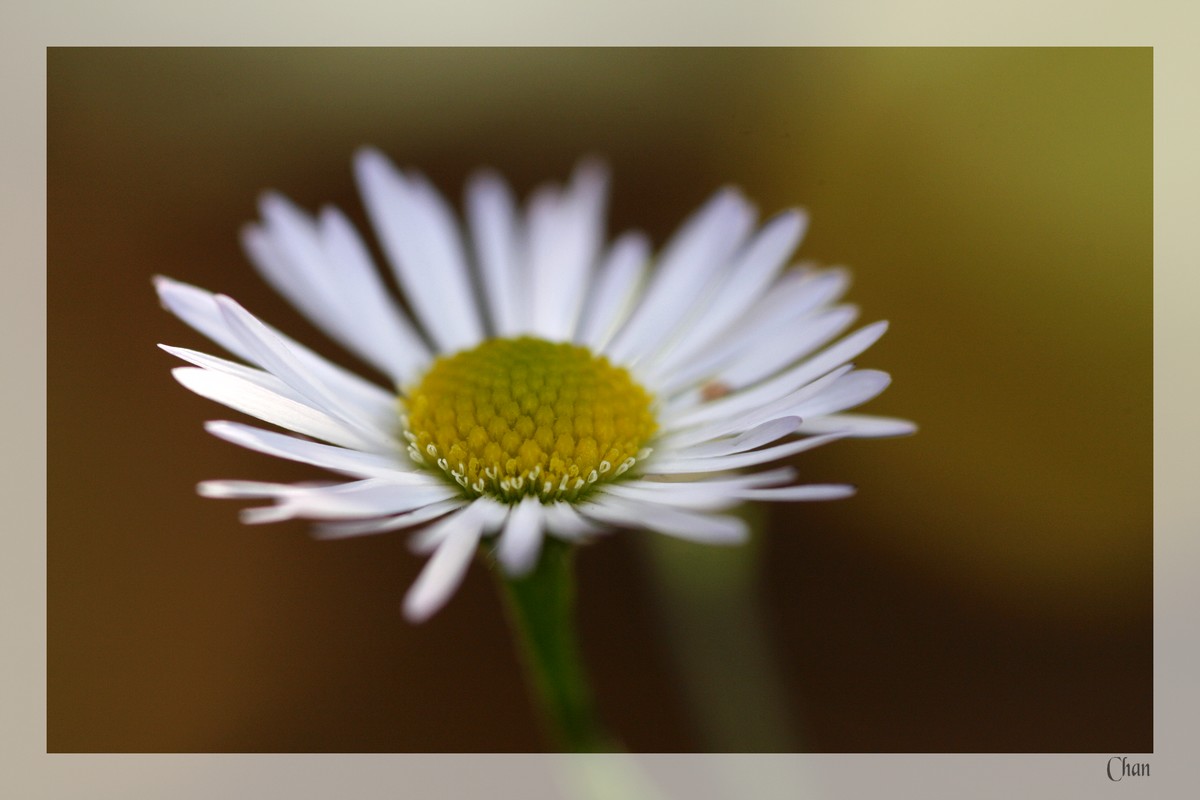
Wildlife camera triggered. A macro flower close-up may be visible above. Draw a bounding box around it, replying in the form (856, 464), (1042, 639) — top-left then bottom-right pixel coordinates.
(51, 48), (1150, 762)
(156, 149), (911, 626)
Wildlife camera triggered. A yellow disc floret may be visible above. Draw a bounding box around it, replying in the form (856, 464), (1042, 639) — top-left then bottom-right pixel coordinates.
(402, 337), (657, 503)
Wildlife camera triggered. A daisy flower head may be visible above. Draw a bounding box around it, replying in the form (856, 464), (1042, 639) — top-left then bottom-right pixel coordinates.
(156, 149), (913, 623)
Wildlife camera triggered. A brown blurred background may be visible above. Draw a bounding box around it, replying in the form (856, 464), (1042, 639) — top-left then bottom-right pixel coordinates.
(48, 48), (1150, 753)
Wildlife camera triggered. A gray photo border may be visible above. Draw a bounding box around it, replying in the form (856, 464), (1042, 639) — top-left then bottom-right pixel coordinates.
(10, 3), (1192, 798)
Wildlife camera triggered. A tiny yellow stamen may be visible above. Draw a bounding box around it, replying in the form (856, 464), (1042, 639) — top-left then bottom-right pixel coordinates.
(403, 337), (657, 503)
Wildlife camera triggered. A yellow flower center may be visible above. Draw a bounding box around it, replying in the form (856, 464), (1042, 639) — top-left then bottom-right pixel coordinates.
(401, 337), (657, 503)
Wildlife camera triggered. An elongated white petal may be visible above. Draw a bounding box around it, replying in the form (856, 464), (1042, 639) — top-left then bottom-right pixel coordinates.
(644, 209), (807, 379)
(316, 207), (433, 380)
(214, 295), (397, 450)
(667, 322), (889, 431)
(734, 484), (856, 502)
(245, 195), (397, 374)
(603, 484), (736, 512)
(495, 496), (545, 577)
(753, 265), (852, 322)
(466, 170), (523, 336)
(559, 160), (610, 331)
(542, 502), (608, 541)
(524, 160), (609, 341)
(660, 310), (859, 418)
(664, 417), (803, 460)
(670, 364), (883, 450)
(354, 148), (483, 352)
(655, 269), (852, 395)
(408, 496), (511, 554)
(789, 370), (891, 419)
(604, 468), (796, 511)
(294, 480), (458, 518)
(605, 189), (755, 366)
(238, 506), (298, 525)
(574, 232), (649, 350)
(154, 276), (258, 363)
(647, 433), (845, 475)
(197, 480), (327, 499)
(203, 421), (413, 478)
(238, 478), (461, 524)
(520, 185), (563, 337)
(582, 495), (748, 544)
(160, 345), (311, 405)
(661, 364), (855, 446)
(155, 276), (396, 427)
(716, 305), (859, 389)
(173, 367), (378, 451)
(403, 506), (489, 623)
(311, 499), (465, 540)
(795, 413), (917, 438)
(407, 171), (486, 344)
(615, 467), (797, 496)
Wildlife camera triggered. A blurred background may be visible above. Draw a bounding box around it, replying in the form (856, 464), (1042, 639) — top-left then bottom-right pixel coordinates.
(48, 48), (1150, 753)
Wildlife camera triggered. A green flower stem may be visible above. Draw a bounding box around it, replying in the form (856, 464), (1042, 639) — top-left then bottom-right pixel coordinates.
(496, 537), (615, 753)
(641, 506), (802, 752)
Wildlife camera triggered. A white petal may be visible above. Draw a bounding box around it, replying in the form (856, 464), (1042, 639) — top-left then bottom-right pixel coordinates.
(214, 295), (397, 450)
(655, 269), (852, 395)
(616, 467), (797, 495)
(495, 495), (545, 577)
(796, 413), (918, 438)
(409, 496), (511, 554)
(541, 501), (608, 541)
(173, 367), (378, 451)
(526, 160), (608, 341)
(661, 363), (855, 443)
(315, 207), (433, 380)
(603, 468), (796, 511)
(311, 499), (465, 540)
(155, 276), (396, 427)
(666, 322), (889, 431)
(645, 433), (845, 475)
(734, 484), (856, 502)
(665, 365), (871, 448)
(559, 160), (610, 333)
(160, 345), (311, 405)
(402, 505), (488, 623)
(239, 506), (297, 525)
(354, 148), (483, 353)
(197, 480), (324, 499)
(643, 209), (807, 379)
(604, 188), (755, 366)
(603, 485), (737, 512)
(754, 265), (852, 322)
(154, 275), (256, 362)
(519, 185), (562, 337)
(245, 195), (392, 373)
(663, 417), (803, 460)
(574, 232), (649, 350)
(203, 420), (413, 479)
(790, 370), (892, 419)
(714, 305), (859, 389)
(240, 478), (461, 523)
(581, 495), (749, 544)
(465, 170), (523, 336)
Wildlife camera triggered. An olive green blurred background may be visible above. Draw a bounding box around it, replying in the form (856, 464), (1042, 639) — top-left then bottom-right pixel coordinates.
(48, 48), (1150, 752)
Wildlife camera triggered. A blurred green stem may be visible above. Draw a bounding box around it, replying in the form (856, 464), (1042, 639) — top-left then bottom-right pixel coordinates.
(497, 538), (613, 752)
(641, 506), (802, 752)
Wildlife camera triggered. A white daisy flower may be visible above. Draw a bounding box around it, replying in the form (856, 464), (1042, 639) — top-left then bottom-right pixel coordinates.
(156, 149), (913, 623)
